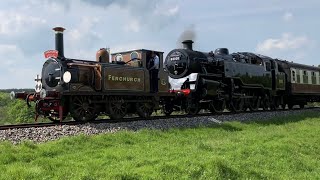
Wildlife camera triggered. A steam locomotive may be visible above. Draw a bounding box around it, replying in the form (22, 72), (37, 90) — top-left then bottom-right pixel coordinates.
(165, 40), (320, 114)
(12, 27), (174, 122)
(12, 27), (320, 122)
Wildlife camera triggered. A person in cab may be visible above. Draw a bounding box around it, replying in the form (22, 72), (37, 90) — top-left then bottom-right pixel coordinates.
(148, 51), (159, 92)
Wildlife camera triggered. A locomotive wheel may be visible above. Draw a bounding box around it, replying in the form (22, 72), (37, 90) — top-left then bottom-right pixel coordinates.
(281, 104), (286, 110)
(162, 101), (174, 116)
(248, 95), (260, 111)
(262, 95), (270, 111)
(299, 104), (305, 109)
(70, 96), (96, 122)
(108, 96), (127, 120)
(229, 97), (244, 113)
(275, 98), (281, 110)
(242, 101), (249, 112)
(288, 103), (294, 110)
(209, 99), (225, 114)
(270, 97), (277, 110)
(136, 97), (154, 118)
(185, 99), (200, 115)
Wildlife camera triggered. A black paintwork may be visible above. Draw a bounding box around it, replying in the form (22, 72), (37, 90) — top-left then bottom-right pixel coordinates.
(164, 47), (289, 103)
(55, 32), (64, 58)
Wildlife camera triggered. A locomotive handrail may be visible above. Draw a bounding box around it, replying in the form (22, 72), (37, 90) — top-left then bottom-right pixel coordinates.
(67, 63), (100, 68)
(125, 57), (141, 64)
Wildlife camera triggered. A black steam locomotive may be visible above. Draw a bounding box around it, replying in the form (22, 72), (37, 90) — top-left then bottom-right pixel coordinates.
(165, 40), (320, 114)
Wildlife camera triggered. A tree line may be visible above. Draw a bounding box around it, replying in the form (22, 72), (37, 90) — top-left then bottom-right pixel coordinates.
(0, 89), (34, 93)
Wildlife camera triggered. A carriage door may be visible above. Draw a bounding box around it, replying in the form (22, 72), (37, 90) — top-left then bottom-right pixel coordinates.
(271, 60), (276, 90)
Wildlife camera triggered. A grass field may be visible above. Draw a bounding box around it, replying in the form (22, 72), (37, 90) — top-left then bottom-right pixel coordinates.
(1, 111), (320, 179)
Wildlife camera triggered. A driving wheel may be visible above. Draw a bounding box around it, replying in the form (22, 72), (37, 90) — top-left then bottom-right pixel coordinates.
(162, 101), (173, 116)
(70, 96), (96, 122)
(185, 99), (200, 115)
(209, 98), (225, 114)
(229, 97), (244, 113)
(262, 95), (270, 111)
(136, 97), (154, 118)
(108, 96), (127, 120)
(249, 94), (260, 111)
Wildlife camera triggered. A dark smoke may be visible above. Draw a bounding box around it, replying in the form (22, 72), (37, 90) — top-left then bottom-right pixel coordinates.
(177, 25), (196, 48)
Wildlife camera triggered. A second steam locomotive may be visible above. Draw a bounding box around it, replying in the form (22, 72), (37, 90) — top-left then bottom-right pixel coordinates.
(165, 40), (320, 114)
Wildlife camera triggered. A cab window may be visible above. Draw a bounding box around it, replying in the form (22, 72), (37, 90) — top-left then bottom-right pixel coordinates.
(115, 54), (123, 62)
(130, 51), (139, 60)
(265, 62), (271, 71)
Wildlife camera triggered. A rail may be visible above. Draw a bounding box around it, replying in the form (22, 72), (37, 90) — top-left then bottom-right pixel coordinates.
(0, 107), (318, 131)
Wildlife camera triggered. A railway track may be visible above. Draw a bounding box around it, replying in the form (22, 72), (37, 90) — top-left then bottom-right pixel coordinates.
(0, 107), (318, 131)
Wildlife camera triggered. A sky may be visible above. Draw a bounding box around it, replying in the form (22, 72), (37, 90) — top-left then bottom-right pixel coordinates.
(0, 0), (319, 88)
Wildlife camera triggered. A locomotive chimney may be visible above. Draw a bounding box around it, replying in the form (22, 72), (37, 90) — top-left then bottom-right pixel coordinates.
(182, 40), (193, 50)
(53, 27), (65, 58)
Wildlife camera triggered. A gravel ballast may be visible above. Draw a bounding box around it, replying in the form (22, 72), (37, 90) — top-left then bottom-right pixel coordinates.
(0, 109), (317, 144)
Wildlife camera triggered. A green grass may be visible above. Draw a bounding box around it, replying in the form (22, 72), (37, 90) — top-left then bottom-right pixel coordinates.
(1, 112), (320, 179)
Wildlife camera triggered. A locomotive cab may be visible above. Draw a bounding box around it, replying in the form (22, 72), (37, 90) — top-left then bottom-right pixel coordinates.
(111, 49), (169, 93)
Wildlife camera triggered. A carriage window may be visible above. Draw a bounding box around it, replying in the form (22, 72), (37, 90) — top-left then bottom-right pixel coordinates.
(292, 70), (296, 82)
(296, 70), (301, 83)
(312, 71), (316, 84)
(303, 70), (308, 84)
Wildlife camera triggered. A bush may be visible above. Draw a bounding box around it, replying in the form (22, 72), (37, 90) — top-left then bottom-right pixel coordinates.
(7, 99), (35, 124)
(0, 93), (11, 107)
(0, 92), (35, 124)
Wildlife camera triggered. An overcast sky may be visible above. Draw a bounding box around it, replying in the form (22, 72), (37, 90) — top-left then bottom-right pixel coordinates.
(0, 0), (319, 88)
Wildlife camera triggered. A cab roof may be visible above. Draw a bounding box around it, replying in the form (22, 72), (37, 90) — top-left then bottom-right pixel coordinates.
(111, 49), (164, 55)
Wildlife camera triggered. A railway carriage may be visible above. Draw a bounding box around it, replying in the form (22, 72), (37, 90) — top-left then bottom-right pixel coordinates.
(277, 61), (320, 108)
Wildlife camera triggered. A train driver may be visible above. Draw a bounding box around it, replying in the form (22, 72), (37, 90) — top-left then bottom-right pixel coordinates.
(148, 51), (160, 92)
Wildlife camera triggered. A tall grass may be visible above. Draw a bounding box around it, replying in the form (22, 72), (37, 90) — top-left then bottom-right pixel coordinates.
(1, 111), (320, 179)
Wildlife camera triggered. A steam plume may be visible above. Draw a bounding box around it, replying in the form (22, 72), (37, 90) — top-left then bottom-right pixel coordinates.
(177, 25), (196, 48)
